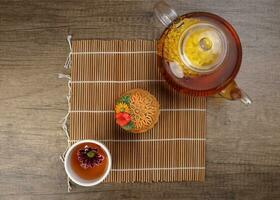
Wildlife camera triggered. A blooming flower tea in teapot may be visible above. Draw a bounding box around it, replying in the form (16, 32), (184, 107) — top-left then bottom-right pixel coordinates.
(155, 1), (251, 104)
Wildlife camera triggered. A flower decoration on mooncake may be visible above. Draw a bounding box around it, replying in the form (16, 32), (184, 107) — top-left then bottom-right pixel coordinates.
(115, 89), (160, 133)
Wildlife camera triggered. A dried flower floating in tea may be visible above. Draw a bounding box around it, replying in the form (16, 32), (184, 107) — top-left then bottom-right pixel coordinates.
(77, 145), (104, 169)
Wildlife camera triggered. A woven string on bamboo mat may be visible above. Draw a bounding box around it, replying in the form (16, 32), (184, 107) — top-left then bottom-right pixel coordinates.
(68, 39), (206, 183)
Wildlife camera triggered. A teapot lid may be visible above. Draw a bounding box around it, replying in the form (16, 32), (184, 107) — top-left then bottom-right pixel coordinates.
(179, 22), (227, 74)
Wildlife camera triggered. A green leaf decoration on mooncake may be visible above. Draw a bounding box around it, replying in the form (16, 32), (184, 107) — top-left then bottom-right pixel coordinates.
(120, 95), (131, 104)
(115, 95), (131, 105)
(122, 121), (134, 131)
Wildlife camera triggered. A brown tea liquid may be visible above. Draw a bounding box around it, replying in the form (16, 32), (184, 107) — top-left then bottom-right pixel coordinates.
(157, 12), (242, 96)
(70, 143), (108, 180)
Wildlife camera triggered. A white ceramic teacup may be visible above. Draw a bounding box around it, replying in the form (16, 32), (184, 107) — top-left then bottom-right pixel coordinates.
(64, 140), (112, 187)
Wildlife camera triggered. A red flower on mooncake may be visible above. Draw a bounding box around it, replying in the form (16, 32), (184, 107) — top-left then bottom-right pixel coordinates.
(115, 112), (131, 127)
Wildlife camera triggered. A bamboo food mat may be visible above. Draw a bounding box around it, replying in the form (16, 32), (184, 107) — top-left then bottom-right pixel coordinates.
(67, 39), (206, 182)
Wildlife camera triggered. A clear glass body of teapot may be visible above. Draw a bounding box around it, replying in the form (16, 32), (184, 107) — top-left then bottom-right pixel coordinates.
(158, 17), (227, 77)
(157, 13), (242, 96)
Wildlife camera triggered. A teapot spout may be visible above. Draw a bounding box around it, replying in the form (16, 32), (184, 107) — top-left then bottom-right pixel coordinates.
(219, 81), (252, 105)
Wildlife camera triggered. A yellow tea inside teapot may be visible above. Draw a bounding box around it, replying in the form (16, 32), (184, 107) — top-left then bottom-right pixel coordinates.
(158, 18), (227, 77)
(154, 1), (251, 103)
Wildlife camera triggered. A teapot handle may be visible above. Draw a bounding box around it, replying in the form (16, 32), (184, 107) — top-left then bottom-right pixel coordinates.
(154, 1), (178, 27)
(219, 81), (252, 105)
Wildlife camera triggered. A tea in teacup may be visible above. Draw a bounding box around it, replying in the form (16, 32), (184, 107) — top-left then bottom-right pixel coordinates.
(64, 140), (112, 187)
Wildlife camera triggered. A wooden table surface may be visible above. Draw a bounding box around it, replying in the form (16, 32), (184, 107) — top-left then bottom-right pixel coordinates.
(0, 0), (279, 199)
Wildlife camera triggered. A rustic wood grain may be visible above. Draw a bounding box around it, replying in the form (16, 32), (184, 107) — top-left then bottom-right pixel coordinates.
(0, 0), (279, 199)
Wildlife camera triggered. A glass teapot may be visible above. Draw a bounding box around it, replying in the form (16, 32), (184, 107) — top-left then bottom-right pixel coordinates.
(154, 1), (252, 104)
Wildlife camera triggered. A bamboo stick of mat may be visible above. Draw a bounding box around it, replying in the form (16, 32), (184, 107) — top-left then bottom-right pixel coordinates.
(69, 39), (206, 182)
